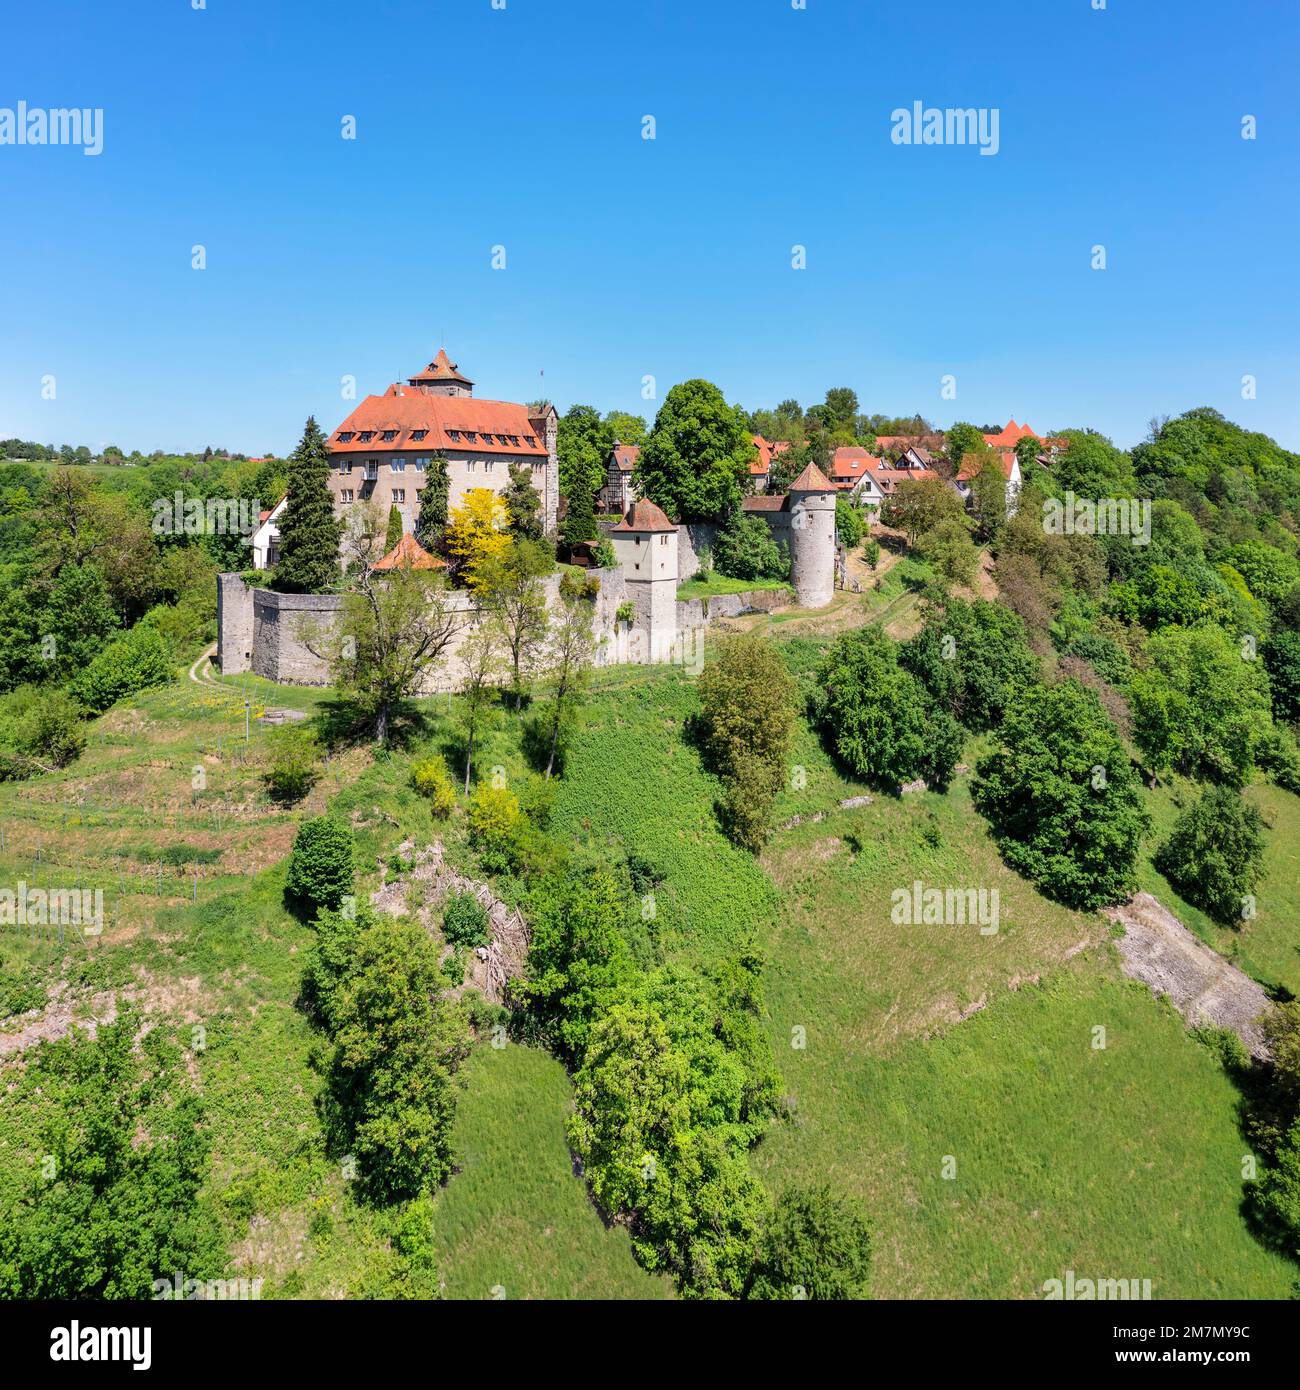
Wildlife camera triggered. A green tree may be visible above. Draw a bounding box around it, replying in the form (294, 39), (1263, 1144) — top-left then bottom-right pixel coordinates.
(478, 537), (553, 709)
(746, 1184), (873, 1300)
(636, 380), (755, 522)
(917, 518), (978, 588)
(543, 573), (596, 776)
(520, 868), (635, 1062)
(385, 504), (404, 553)
(326, 916), (470, 1201)
(273, 417), (343, 594)
(285, 816), (355, 914)
(944, 422), (986, 475)
(69, 626), (174, 713)
(881, 475), (965, 545)
(41, 561), (120, 678)
(1264, 631), (1300, 724)
(560, 465), (597, 548)
(972, 680), (1150, 909)
(414, 453), (450, 548)
(835, 497), (866, 550)
(966, 449), (1008, 540)
(0, 1010), (223, 1298)
(557, 404), (610, 499)
(712, 509), (788, 583)
(504, 461), (543, 541)
(817, 626), (963, 790)
(1130, 625), (1273, 784)
(698, 635), (798, 852)
(1153, 785), (1265, 926)
(457, 620), (504, 793)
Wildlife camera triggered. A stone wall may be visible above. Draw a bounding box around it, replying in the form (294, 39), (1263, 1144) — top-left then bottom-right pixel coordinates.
(252, 589), (347, 686)
(216, 573), (256, 674)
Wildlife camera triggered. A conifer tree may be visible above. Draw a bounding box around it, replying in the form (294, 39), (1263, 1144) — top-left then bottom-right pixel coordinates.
(560, 466), (597, 548)
(414, 453), (450, 549)
(273, 417), (342, 593)
(385, 505), (404, 553)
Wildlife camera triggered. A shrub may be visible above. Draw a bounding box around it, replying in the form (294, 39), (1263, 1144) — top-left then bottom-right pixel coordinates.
(713, 510), (788, 582)
(1154, 785), (1265, 926)
(972, 680), (1149, 909)
(467, 783), (520, 854)
(262, 732), (321, 806)
(410, 754), (456, 818)
(746, 1184), (873, 1301)
(285, 816), (355, 913)
(591, 539), (617, 569)
(11, 687), (86, 768)
(69, 625), (174, 714)
(442, 891), (490, 949)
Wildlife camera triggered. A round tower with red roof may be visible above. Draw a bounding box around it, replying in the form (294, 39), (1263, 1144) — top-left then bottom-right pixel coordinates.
(788, 461), (837, 608)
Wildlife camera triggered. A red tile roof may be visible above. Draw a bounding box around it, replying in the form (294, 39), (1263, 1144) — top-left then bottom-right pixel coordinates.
(957, 452), (1018, 482)
(741, 495), (788, 512)
(611, 497), (675, 532)
(611, 442), (641, 472)
(982, 419), (1037, 451)
(331, 387), (546, 456)
(749, 434), (792, 475)
(371, 532), (445, 571)
(790, 461), (835, 492)
(408, 347), (473, 388)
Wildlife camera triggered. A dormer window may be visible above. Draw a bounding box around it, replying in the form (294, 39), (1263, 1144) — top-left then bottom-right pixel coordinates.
(448, 430), (461, 441)
(525, 435), (536, 446)
(497, 435), (508, 445)
(338, 431), (354, 443)
(382, 430), (397, 442)
(507, 435), (519, 445)
(465, 432), (476, 442)
(358, 431), (374, 442)
(410, 429), (427, 441)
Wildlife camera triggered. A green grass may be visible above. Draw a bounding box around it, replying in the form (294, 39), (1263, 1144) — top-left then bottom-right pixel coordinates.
(676, 573), (792, 602)
(435, 1044), (671, 1300)
(1137, 779), (1300, 998)
(753, 956), (1294, 1298)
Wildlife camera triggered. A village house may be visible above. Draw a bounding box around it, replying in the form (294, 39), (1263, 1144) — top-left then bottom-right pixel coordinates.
(954, 418), (1065, 514)
(249, 495), (286, 570)
(749, 434), (793, 494)
(326, 349), (559, 537)
(598, 440), (640, 515)
(831, 444), (933, 508)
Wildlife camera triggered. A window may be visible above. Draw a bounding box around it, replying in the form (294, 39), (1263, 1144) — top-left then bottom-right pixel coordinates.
(338, 431), (354, 442)
(391, 458), (406, 472)
(411, 429), (427, 441)
(465, 432), (476, 442)
(497, 435), (508, 445)
(467, 460), (476, 471)
(525, 435), (536, 446)
(485, 461), (494, 473)
(448, 430), (461, 441)
(382, 430), (397, 441)
(393, 489), (406, 503)
(660, 534), (669, 545)
(339, 461), (353, 474)
(507, 435), (519, 445)
(358, 431), (374, 442)
(340, 489), (354, 503)
(415, 457), (427, 470)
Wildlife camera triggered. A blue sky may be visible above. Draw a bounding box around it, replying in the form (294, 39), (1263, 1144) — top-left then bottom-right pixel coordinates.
(2, 0), (1297, 455)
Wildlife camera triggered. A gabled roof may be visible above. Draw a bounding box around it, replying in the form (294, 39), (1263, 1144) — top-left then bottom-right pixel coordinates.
(829, 447), (883, 489)
(750, 434), (792, 474)
(789, 461), (834, 492)
(408, 347), (474, 388)
(371, 532), (445, 571)
(957, 451), (1019, 482)
(610, 497), (675, 532)
(331, 388), (546, 456)
(982, 418), (1037, 451)
(610, 441), (641, 472)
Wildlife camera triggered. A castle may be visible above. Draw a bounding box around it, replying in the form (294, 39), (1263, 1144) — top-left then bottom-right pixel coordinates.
(326, 349), (559, 538)
(218, 354), (840, 689)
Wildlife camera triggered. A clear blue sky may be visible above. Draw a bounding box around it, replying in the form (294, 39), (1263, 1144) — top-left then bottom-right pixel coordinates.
(2, 0), (1297, 455)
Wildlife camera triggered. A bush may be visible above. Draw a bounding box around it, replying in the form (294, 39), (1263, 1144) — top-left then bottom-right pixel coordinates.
(591, 539), (617, 569)
(746, 1184), (873, 1301)
(713, 510), (788, 583)
(410, 754), (456, 818)
(69, 625), (174, 714)
(262, 732), (321, 806)
(468, 783), (520, 857)
(442, 891), (490, 948)
(285, 816), (355, 913)
(1154, 785), (1265, 925)
(10, 687), (86, 768)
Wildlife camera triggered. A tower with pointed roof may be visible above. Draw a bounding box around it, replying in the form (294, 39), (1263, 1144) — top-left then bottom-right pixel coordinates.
(788, 461), (837, 608)
(608, 498), (678, 662)
(408, 348), (474, 397)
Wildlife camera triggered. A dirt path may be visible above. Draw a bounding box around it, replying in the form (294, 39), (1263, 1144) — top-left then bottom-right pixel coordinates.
(1103, 892), (1274, 1057)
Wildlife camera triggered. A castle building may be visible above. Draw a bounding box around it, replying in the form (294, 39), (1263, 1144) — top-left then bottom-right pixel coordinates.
(326, 349), (558, 537)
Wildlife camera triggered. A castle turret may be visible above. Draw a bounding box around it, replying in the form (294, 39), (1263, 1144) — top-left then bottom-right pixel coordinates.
(788, 461), (837, 608)
(608, 498), (678, 662)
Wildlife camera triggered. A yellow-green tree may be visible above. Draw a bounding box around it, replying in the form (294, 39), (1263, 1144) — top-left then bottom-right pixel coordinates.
(446, 488), (511, 593)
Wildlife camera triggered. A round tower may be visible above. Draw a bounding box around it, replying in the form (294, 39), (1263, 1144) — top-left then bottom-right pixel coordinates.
(788, 461), (837, 608)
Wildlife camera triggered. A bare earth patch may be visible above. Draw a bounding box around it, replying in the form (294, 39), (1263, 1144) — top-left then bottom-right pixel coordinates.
(1103, 892), (1274, 1057)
